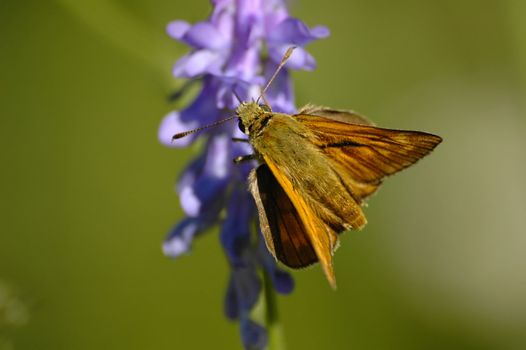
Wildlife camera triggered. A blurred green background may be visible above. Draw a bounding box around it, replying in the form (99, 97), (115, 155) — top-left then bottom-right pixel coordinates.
(1, 0), (525, 349)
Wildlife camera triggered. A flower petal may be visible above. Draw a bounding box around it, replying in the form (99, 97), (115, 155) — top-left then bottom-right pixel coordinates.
(215, 77), (263, 109)
(186, 177), (229, 217)
(178, 172), (229, 218)
(183, 22), (229, 49)
(173, 50), (225, 78)
(310, 25), (330, 39)
(166, 20), (191, 40)
(177, 153), (205, 195)
(158, 111), (198, 147)
(269, 45), (316, 71)
(232, 265), (261, 312)
(235, 0), (263, 46)
(221, 187), (254, 266)
(199, 133), (231, 181)
(179, 185), (203, 218)
(159, 78), (225, 147)
(162, 218), (200, 258)
(177, 134), (232, 217)
(263, 2), (288, 31)
(268, 18), (330, 46)
(224, 47), (261, 81)
(224, 276), (239, 320)
(240, 319), (268, 350)
(271, 269), (294, 294)
(210, 1), (235, 39)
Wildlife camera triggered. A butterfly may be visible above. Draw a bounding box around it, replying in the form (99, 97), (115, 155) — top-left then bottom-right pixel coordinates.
(174, 48), (442, 288)
(236, 100), (441, 288)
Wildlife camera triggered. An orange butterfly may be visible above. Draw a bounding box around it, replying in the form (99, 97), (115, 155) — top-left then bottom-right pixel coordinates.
(175, 48), (442, 288)
(237, 101), (441, 288)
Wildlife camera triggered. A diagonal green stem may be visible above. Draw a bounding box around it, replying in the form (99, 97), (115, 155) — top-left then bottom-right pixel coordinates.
(55, 0), (179, 88)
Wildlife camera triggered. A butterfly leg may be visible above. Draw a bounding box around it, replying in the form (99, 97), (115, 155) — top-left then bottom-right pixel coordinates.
(233, 154), (256, 164)
(232, 137), (250, 143)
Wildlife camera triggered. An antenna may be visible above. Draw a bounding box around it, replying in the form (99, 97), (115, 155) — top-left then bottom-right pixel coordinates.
(232, 89), (242, 104)
(256, 46), (296, 104)
(172, 115), (237, 140)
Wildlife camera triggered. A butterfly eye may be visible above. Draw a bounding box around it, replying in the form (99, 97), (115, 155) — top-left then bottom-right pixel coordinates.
(238, 119), (247, 134)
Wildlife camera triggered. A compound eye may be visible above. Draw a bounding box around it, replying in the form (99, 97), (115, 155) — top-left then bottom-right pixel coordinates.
(238, 119), (247, 134)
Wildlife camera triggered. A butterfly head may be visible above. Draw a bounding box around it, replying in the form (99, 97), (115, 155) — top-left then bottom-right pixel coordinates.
(236, 101), (271, 136)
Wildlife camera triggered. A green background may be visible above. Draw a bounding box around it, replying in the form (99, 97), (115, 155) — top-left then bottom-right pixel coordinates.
(1, 0), (525, 349)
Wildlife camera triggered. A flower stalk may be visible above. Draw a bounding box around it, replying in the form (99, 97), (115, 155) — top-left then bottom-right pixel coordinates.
(263, 271), (286, 350)
(160, 1), (328, 348)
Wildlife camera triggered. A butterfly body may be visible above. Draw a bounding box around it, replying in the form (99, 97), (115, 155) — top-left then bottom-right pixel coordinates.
(171, 47), (441, 288)
(235, 101), (442, 288)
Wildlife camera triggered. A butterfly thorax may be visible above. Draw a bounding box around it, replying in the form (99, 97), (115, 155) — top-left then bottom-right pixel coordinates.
(236, 101), (272, 137)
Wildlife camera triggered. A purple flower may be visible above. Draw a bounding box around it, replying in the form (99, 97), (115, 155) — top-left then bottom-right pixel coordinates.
(160, 1), (328, 348)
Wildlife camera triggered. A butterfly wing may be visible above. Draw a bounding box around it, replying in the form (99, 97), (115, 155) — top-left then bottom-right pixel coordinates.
(295, 108), (442, 203)
(248, 164), (318, 269)
(249, 160), (339, 288)
(298, 104), (375, 126)
(247, 107), (440, 288)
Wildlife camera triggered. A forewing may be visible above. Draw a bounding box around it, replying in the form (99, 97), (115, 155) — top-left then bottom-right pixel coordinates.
(298, 104), (374, 126)
(248, 165), (318, 269)
(295, 113), (442, 202)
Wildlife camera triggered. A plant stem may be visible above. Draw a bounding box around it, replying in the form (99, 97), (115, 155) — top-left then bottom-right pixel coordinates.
(263, 272), (286, 350)
(56, 0), (179, 88)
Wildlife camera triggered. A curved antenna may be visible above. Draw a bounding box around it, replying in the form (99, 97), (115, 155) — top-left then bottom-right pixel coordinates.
(256, 46), (296, 105)
(172, 115), (237, 140)
(232, 89), (243, 104)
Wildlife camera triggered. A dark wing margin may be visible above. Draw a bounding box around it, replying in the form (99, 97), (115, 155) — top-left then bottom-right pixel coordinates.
(248, 164), (318, 268)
